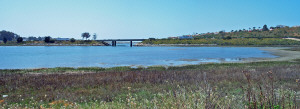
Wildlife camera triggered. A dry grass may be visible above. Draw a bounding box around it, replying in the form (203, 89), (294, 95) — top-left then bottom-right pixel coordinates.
(0, 61), (300, 108)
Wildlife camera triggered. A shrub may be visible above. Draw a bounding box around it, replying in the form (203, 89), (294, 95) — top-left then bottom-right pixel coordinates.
(44, 36), (51, 43)
(3, 37), (7, 43)
(70, 38), (76, 43)
(17, 37), (23, 43)
(49, 40), (55, 43)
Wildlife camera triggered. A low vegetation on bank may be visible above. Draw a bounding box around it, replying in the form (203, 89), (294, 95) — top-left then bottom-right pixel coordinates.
(193, 26), (300, 39)
(142, 25), (300, 46)
(0, 40), (105, 46)
(1, 60), (299, 108)
(0, 31), (104, 46)
(142, 38), (300, 46)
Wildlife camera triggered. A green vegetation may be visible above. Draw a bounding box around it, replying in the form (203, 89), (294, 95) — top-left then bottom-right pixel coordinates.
(70, 38), (76, 43)
(82, 32), (90, 40)
(3, 38), (7, 44)
(44, 36), (52, 43)
(193, 26), (300, 39)
(93, 33), (97, 40)
(1, 60), (299, 108)
(0, 30), (20, 41)
(0, 30), (102, 46)
(143, 38), (300, 46)
(142, 26), (300, 46)
(16, 37), (23, 43)
(0, 40), (105, 46)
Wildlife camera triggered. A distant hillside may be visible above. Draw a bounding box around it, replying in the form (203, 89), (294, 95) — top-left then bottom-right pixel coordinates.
(142, 25), (300, 46)
(192, 26), (300, 39)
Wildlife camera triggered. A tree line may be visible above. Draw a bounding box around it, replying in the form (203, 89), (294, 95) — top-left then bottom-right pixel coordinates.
(1, 31), (99, 44)
(0, 30), (20, 43)
(143, 38), (300, 46)
(191, 25), (300, 39)
(81, 32), (97, 40)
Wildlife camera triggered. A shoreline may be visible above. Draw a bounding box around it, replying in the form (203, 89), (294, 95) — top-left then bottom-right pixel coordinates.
(0, 43), (106, 46)
(135, 43), (300, 47)
(0, 47), (299, 70)
(1, 43), (300, 47)
(226, 47), (300, 63)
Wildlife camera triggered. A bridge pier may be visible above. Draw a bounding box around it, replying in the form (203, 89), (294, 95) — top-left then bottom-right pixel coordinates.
(97, 39), (145, 47)
(112, 41), (117, 46)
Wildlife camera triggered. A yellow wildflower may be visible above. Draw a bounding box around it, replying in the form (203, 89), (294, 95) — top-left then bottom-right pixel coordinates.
(0, 100), (4, 104)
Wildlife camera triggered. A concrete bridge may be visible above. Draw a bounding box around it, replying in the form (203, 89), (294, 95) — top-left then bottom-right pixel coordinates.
(96, 39), (146, 47)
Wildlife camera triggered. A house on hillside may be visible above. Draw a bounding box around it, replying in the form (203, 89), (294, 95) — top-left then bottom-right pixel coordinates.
(179, 35), (194, 39)
(276, 25), (286, 28)
(55, 38), (70, 41)
(168, 37), (178, 39)
(148, 38), (156, 41)
(22, 37), (28, 41)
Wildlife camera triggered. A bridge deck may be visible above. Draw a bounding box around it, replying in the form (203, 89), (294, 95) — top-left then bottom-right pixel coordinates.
(96, 39), (146, 47)
(96, 39), (146, 41)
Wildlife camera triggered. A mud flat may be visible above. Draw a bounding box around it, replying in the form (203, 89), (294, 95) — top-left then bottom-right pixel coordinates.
(240, 47), (300, 63)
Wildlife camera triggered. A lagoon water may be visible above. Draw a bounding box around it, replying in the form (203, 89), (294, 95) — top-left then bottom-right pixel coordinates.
(0, 45), (277, 69)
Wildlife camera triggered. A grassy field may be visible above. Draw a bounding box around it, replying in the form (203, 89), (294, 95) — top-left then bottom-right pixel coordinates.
(1, 59), (300, 108)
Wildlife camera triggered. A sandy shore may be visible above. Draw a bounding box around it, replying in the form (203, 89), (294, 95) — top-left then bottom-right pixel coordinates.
(146, 47), (300, 68)
(240, 47), (300, 63)
(284, 38), (300, 41)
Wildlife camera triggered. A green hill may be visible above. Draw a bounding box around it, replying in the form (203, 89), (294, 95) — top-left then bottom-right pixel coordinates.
(193, 26), (300, 39)
(142, 25), (300, 46)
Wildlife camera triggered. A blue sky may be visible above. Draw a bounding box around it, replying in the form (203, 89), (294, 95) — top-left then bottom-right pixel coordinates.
(1, 0), (300, 39)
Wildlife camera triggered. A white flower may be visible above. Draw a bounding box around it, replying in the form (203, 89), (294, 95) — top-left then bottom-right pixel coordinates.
(3, 95), (8, 98)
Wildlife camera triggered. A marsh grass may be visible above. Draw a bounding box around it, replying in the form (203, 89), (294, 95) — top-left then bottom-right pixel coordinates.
(1, 60), (300, 108)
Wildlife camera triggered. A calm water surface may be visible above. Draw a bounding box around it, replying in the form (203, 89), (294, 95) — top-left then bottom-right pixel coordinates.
(0, 46), (277, 69)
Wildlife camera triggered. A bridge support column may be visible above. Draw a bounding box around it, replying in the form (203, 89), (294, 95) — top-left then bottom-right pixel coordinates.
(130, 41), (133, 47)
(112, 41), (116, 46)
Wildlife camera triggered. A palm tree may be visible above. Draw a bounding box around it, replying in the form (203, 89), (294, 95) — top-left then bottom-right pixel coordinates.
(81, 32), (90, 40)
(93, 33), (97, 40)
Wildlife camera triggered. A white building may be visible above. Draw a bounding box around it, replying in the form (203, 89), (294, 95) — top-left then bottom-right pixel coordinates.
(179, 35), (194, 39)
(55, 38), (70, 41)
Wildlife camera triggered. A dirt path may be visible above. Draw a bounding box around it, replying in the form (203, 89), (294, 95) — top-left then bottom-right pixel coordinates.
(284, 38), (300, 41)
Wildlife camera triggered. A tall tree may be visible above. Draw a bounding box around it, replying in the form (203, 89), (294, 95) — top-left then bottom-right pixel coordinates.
(70, 38), (76, 43)
(82, 32), (90, 40)
(44, 36), (51, 43)
(3, 37), (7, 43)
(17, 37), (23, 43)
(0, 30), (20, 41)
(93, 33), (97, 40)
(262, 24), (269, 31)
